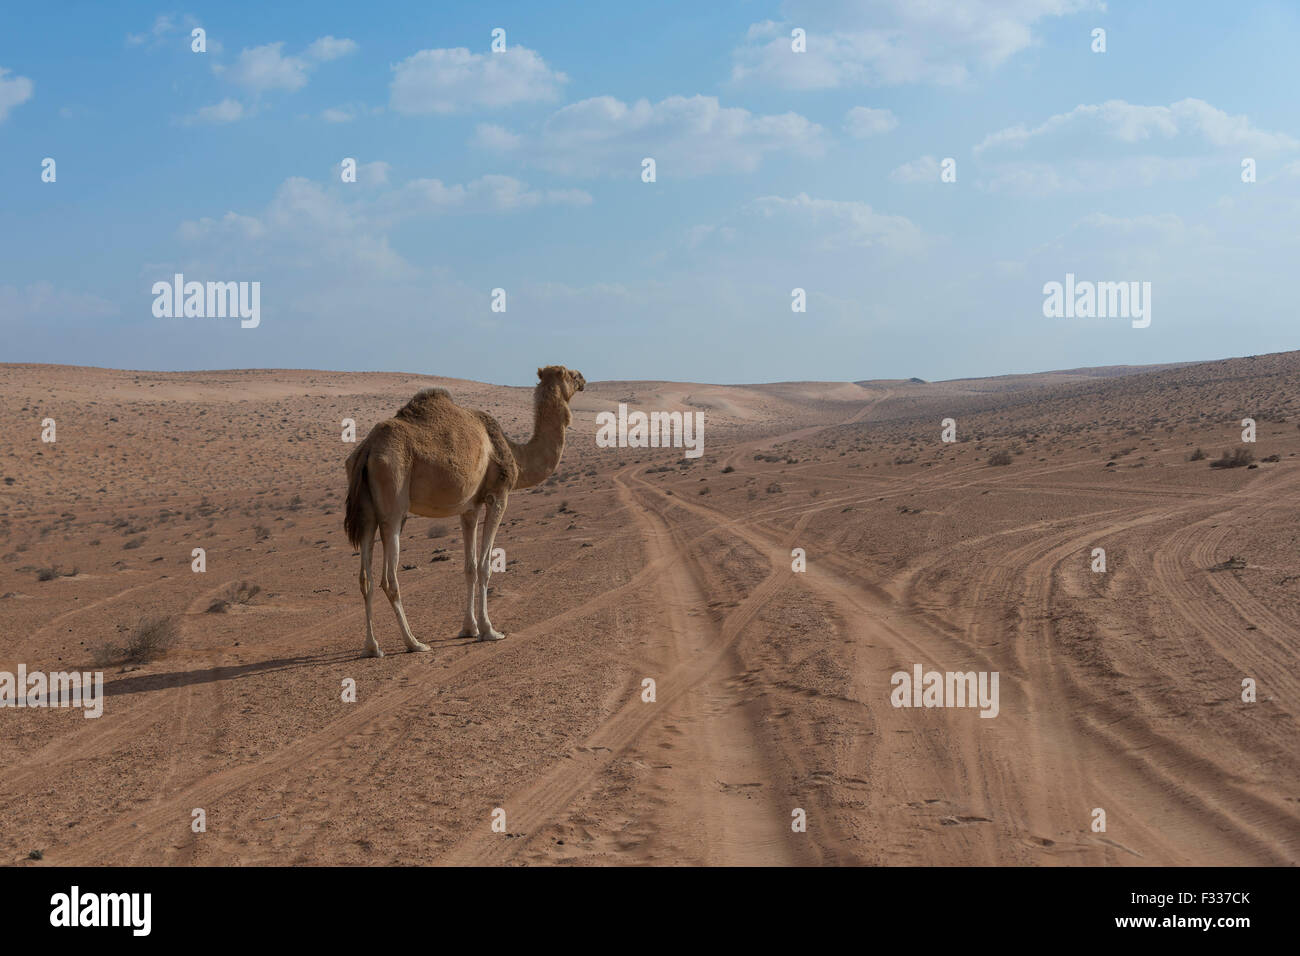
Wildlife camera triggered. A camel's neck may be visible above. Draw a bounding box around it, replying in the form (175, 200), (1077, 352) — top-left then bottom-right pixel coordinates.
(511, 385), (571, 489)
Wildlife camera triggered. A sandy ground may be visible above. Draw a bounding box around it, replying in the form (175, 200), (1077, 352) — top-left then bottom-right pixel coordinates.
(1, 354), (1297, 866)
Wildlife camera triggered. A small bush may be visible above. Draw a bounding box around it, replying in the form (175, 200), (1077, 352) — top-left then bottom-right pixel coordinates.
(1210, 555), (1247, 571)
(988, 450), (1013, 466)
(94, 615), (179, 666)
(1188, 448), (1207, 461)
(1209, 448), (1254, 469)
(207, 581), (261, 613)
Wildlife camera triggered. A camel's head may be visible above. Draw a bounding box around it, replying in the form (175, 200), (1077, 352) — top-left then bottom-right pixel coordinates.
(538, 365), (586, 401)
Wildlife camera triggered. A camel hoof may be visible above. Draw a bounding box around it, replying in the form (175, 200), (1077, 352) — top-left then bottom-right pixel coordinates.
(457, 628), (480, 639)
(477, 629), (506, 642)
(407, 641), (430, 653)
(363, 644), (384, 658)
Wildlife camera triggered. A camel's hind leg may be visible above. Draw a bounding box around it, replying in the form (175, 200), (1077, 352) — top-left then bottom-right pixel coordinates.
(475, 491), (509, 642)
(379, 520), (429, 653)
(359, 516), (382, 658)
(458, 509), (480, 639)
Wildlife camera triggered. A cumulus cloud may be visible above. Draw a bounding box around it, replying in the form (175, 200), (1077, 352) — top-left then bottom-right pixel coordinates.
(844, 106), (898, 138)
(0, 281), (120, 325)
(187, 98), (245, 125)
(746, 192), (925, 252)
(178, 172), (591, 256)
(389, 46), (566, 114)
(222, 41), (310, 92)
(125, 14), (218, 54)
(730, 0), (1098, 89)
(217, 36), (356, 95)
(472, 123), (523, 151)
(480, 94), (826, 177)
(1075, 212), (1214, 245)
(0, 67), (34, 122)
(164, 172), (587, 363)
(125, 14), (176, 47)
(889, 155), (943, 183)
(305, 36), (358, 62)
(970, 98), (1298, 194)
(978, 157), (1207, 195)
(975, 98), (1300, 156)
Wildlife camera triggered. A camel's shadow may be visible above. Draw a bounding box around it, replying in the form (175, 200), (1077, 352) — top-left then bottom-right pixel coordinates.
(98, 651), (354, 698)
(98, 634), (485, 698)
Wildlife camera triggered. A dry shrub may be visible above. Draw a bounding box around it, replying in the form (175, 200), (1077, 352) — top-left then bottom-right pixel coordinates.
(207, 581), (261, 613)
(94, 615), (179, 666)
(1209, 448), (1254, 469)
(988, 450), (1013, 466)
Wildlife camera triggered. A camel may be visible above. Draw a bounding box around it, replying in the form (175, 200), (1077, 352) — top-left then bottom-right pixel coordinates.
(343, 365), (585, 657)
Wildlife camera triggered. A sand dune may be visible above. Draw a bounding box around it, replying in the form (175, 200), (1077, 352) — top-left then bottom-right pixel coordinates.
(1, 353), (1296, 865)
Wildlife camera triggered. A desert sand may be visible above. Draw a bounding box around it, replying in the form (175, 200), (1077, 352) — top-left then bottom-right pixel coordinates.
(1, 353), (1297, 866)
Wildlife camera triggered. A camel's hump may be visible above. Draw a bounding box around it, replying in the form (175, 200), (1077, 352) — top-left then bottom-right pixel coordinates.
(395, 387), (453, 419)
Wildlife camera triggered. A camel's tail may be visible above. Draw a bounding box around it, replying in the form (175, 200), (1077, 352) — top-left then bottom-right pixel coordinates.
(344, 439), (373, 549)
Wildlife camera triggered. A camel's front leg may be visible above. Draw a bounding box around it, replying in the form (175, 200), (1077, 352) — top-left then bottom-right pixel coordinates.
(475, 492), (508, 641)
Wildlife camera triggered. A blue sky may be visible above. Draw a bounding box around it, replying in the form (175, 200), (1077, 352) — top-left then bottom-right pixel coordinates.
(2, 1), (1298, 385)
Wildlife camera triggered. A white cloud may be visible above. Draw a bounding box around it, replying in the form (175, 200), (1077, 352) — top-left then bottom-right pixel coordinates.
(306, 36), (357, 62)
(380, 174), (591, 219)
(970, 99), (1298, 195)
(1075, 212), (1213, 244)
(389, 46), (566, 114)
(0, 67), (34, 122)
(125, 14), (218, 54)
(747, 193), (925, 252)
(889, 155), (942, 183)
(223, 42), (310, 92)
(178, 172), (590, 252)
(844, 106), (898, 138)
(0, 281), (120, 325)
(482, 94), (826, 177)
(977, 157), (1207, 195)
(472, 123), (523, 151)
(321, 107), (355, 123)
(357, 161), (390, 185)
(685, 224), (737, 248)
(217, 36), (355, 95)
(187, 98), (245, 125)
(126, 14), (175, 46)
(730, 0), (1098, 89)
(975, 98), (1300, 156)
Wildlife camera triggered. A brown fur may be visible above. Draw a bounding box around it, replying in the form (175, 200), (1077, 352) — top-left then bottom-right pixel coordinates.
(343, 366), (585, 656)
